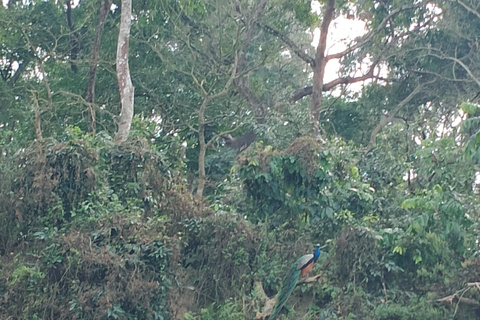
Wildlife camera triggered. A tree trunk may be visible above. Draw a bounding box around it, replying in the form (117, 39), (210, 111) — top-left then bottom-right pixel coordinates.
(65, 0), (80, 73)
(311, 0), (335, 138)
(32, 93), (43, 141)
(196, 98), (209, 199)
(114, 0), (134, 144)
(85, 0), (111, 133)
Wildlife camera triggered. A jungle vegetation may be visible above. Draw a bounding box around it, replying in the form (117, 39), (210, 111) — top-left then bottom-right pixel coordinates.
(1, 0), (480, 319)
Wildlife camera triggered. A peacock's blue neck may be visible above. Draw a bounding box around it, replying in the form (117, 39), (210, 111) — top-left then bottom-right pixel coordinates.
(313, 246), (321, 262)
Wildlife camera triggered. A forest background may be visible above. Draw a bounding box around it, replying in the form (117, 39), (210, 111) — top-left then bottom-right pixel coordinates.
(2, 0), (480, 319)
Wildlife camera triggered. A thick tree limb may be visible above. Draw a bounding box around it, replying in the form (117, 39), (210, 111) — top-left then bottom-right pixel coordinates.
(290, 66), (379, 103)
(114, 0), (135, 144)
(254, 281), (276, 319)
(255, 274), (322, 319)
(311, 0), (335, 137)
(437, 282), (480, 313)
(65, 0), (80, 73)
(437, 294), (479, 306)
(31, 92), (43, 141)
(258, 22), (315, 68)
(290, 86), (314, 103)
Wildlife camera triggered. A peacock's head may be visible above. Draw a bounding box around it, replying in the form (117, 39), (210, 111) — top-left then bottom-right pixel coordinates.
(313, 244), (321, 261)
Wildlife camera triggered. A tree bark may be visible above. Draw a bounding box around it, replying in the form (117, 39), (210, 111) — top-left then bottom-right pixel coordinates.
(290, 66), (377, 103)
(114, 0), (134, 144)
(32, 93), (43, 141)
(85, 0), (111, 133)
(311, 0), (335, 138)
(194, 55), (238, 198)
(65, 0), (80, 73)
(196, 97), (209, 198)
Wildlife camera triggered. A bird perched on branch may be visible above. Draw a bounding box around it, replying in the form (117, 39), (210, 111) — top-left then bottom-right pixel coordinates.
(269, 244), (321, 320)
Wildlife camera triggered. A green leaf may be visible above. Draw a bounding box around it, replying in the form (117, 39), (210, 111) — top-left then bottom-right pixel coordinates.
(393, 246), (405, 255)
(433, 184), (443, 196)
(351, 166), (359, 177)
(401, 198), (417, 210)
(460, 102), (480, 114)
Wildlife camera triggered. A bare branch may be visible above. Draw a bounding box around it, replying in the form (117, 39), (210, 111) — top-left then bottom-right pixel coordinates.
(290, 61), (379, 103)
(426, 50), (480, 88)
(297, 274), (322, 285)
(290, 78), (363, 103)
(211, 52), (239, 99)
(413, 69), (476, 83)
(452, 0), (480, 20)
(258, 22), (315, 68)
(324, 67), (376, 90)
(365, 80), (436, 153)
(437, 294), (479, 306)
(326, 1), (428, 61)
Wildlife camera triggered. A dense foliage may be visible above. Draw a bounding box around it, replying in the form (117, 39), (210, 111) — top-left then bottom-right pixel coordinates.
(2, 0), (480, 319)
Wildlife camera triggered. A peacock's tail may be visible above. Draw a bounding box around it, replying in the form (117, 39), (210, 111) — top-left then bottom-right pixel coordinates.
(268, 258), (303, 320)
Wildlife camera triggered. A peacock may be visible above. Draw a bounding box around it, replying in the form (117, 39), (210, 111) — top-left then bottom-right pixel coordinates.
(269, 244), (321, 320)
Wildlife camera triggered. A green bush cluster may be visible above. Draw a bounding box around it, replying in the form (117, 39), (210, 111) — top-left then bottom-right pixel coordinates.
(2, 131), (480, 320)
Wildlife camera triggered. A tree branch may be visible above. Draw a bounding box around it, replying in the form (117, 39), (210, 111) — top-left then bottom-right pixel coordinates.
(452, 0), (480, 20)
(234, 0), (268, 121)
(115, 0), (135, 144)
(365, 80), (435, 153)
(196, 49), (239, 198)
(65, 0), (80, 73)
(425, 50), (480, 88)
(325, 1), (428, 61)
(254, 273), (322, 320)
(290, 65), (378, 103)
(258, 22), (315, 68)
(85, 0), (111, 133)
(311, 0), (336, 137)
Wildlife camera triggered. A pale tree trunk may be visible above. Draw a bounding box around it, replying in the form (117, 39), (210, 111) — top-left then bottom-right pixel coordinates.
(114, 0), (134, 144)
(85, 0), (111, 133)
(311, 0), (335, 138)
